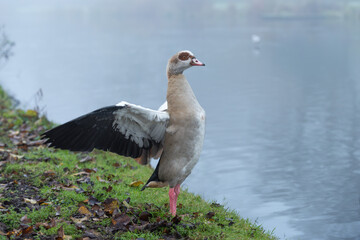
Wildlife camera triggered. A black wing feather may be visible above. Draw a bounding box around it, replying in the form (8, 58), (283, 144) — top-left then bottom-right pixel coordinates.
(41, 106), (155, 158)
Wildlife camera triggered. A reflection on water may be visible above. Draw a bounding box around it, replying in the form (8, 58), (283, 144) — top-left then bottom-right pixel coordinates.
(1, 2), (360, 239)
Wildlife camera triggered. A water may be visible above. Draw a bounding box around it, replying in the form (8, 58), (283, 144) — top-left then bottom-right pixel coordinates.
(1, 2), (360, 239)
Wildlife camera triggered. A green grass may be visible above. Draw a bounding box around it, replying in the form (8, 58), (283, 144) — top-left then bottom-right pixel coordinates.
(0, 85), (278, 239)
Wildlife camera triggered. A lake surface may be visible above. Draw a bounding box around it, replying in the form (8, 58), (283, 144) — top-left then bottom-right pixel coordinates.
(1, 2), (360, 239)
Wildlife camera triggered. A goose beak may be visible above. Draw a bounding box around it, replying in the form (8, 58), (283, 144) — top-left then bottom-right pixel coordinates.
(190, 57), (205, 66)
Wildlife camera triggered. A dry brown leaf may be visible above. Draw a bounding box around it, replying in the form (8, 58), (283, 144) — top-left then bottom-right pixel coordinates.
(70, 216), (89, 224)
(43, 170), (56, 177)
(103, 185), (112, 192)
(112, 162), (121, 168)
(78, 206), (92, 216)
(103, 198), (119, 215)
(112, 213), (131, 226)
(9, 153), (24, 160)
(8, 130), (20, 136)
(20, 215), (32, 224)
(0, 161), (7, 167)
(61, 185), (79, 191)
(129, 180), (144, 187)
(79, 156), (94, 163)
(57, 225), (64, 240)
(96, 176), (108, 183)
(122, 200), (132, 209)
(21, 226), (33, 236)
(36, 198), (47, 205)
(205, 211), (215, 219)
(83, 168), (96, 173)
(6, 230), (16, 238)
(72, 171), (89, 176)
(24, 198), (37, 204)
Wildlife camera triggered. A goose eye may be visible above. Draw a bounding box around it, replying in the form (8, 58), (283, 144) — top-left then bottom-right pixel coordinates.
(179, 52), (189, 61)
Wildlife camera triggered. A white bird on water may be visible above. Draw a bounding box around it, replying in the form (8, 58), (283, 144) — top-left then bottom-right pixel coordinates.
(251, 34), (261, 43)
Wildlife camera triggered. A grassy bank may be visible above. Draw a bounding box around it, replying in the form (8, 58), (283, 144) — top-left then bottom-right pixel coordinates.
(0, 85), (277, 239)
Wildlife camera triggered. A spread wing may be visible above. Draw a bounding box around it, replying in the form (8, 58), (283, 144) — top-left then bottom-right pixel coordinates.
(41, 101), (169, 161)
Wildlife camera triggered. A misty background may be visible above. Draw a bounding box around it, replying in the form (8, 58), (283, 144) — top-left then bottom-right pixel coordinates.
(1, 1), (360, 239)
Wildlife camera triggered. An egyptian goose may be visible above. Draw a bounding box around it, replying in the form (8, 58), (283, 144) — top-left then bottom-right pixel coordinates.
(41, 50), (206, 216)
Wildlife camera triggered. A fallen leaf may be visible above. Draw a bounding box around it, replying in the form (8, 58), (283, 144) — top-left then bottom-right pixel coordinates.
(91, 204), (105, 217)
(0, 161), (7, 167)
(83, 168), (96, 173)
(171, 215), (181, 224)
(27, 140), (44, 146)
(61, 185), (79, 191)
(21, 226), (33, 236)
(16, 142), (28, 151)
(35, 218), (56, 230)
(103, 198), (119, 215)
(6, 230), (15, 238)
(20, 215), (32, 224)
(43, 170), (56, 177)
(78, 206), (92, 216)
(79, 156), (94, 163)
(24, 198), (37, 204)
(112, 213), (131, 226)
(83, 230), (101, 239)
(88, 196), (101, 206)
(103, 185), (112, 192)
(70, 216), (89, 224)
(56, 206), (61, 216)
(205, 211), (215, 219)
(9, 153), (24, 160)
(76, 176), (92, 185)
(129, 180), (144, 187)
(112, 162), (121, 168)
(139, 211), (152, 221)
(122, 200), (132, 209)
(72, 171), (89, 176)
(8, 130), (20, 136)
(96, 176), (108, 183)
(57, 226), (64, 240)
(37, 198), (47, 205)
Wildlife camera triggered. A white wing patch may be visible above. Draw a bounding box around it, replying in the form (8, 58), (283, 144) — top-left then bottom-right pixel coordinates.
(158, 101), (168, 112)
(113, 101), (169, 148)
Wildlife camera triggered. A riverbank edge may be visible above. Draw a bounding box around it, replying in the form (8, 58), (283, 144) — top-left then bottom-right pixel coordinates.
(0, 85), (278, 240)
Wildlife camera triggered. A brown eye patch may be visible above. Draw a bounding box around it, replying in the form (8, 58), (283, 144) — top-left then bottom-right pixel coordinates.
(178, 52), (191, 61)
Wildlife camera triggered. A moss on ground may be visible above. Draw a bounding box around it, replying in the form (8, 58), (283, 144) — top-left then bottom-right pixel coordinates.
(0, 85), (278, 239)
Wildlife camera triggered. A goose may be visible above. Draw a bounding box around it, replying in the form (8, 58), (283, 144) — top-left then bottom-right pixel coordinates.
(41, 50), (206, 216)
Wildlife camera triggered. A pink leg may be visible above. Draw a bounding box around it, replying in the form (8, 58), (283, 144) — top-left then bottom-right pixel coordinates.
(169, 184), (181, 216)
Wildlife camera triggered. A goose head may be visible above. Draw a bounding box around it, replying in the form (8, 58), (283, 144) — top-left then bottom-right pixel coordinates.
(167, 50), (205, 78)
